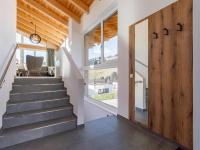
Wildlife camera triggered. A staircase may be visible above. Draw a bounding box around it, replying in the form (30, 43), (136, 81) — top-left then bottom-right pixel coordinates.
(0, 77), (77, 149)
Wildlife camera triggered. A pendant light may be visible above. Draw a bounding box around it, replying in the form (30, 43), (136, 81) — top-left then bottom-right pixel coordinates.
(30, 22), (41, 44)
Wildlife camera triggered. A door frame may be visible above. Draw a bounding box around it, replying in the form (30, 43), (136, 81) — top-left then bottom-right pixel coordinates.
(128, 18), (149, 127)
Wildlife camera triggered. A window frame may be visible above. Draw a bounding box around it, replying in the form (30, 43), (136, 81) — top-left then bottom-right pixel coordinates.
(84, 11), (118, 67)
(84, 10), (118, 108)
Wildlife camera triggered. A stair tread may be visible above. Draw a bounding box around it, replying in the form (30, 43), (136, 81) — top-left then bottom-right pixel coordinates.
(0, 115), (76, 136)
(7, 97), (69, 105)
(5, 105), (73, 118)
(10, 89), (66, 95)
(13, 83), (64, 86)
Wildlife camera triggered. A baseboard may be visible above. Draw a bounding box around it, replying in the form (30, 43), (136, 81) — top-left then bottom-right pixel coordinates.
(77, 124), (85, 128)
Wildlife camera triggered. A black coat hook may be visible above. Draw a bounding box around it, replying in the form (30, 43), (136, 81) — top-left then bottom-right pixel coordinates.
(152, 32), (158, 39)
(177, 23), (184, 31)
(163, 28), (169, 35)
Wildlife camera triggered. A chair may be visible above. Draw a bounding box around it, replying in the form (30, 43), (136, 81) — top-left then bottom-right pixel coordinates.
(26, 55), (44, 76)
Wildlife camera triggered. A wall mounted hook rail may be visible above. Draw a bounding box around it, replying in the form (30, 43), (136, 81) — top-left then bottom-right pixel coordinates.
(152, 32), (158, 39)
(163, 28), (169, 35)
(177, 23), (184, 31)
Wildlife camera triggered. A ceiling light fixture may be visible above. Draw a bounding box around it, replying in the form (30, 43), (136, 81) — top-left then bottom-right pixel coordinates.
(30, 22), (41, 44)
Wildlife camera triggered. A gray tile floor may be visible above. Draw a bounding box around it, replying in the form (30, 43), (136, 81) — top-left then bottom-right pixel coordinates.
(1, 116), (180, 150)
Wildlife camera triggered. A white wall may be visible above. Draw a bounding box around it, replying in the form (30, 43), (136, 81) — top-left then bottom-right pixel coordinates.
(0, 0), (16, 69)
(117, 0), (177, 118)
(193, 0), (200, 149)
(58, 19), (85, 125)
(0, 0), (16, 128)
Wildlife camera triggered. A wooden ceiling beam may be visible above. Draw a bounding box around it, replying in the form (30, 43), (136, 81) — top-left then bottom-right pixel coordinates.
(20, 0), (68, 27)
(17, 9), (66, 39)
(46, 0), (81, 23)
(18, 44), (47, 51)
(17, 16), (63, 43)
(17, 2), (67, 36)
(17, 25), (61, 47)
(68, 0), (89, 13)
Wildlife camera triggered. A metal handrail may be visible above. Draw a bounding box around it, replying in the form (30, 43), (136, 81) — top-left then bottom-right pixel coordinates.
(0, 44), (18, 88)
(135, 59), (148, 68)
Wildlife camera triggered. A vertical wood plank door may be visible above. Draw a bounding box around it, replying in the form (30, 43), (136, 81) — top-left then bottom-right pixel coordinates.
(148, 11), (163, 135)
(173, 0), (193, 148)
(160, 4), (177, 141)
(148, 0), (193, 149)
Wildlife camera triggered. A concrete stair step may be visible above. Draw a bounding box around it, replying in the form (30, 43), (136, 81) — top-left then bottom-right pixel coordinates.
(0, 116), (77, 149)
(3, 105), (73, 129)
(11, 83), (66, 93)
(14, 77), (63, 85)
(10, 90), (68, 102)
(7, 98), (69, 114)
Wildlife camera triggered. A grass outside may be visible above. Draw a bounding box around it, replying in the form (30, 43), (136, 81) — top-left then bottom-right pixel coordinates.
(92, 91), (117, 100)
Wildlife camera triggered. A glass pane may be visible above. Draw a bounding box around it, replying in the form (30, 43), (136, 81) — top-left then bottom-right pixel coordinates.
(36, 51), (48, 66)
(85, 24), (101, 66)
(103, 12), (118, 61)
(88, 68), (118, 107)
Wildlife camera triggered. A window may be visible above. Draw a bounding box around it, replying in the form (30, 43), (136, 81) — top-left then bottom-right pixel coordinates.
(35, 51), (48, 66)
(103, 12), (118, 61)
(87, 68), (118, 107)
(84, 12), (118, 107)
(85, 24), (102, 66)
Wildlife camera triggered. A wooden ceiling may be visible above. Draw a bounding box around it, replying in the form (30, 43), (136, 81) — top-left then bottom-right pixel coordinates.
(17, 0), (94, 49)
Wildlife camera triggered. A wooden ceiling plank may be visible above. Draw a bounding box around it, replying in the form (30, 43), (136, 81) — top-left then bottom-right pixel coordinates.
(17, 3), (67, 36)
(46, 0), (81, 23)
(17, 16), (63, 43)
(20, 0), (68, 27)
(17, 25), (61, 46)
(17, 21), (61, 45)
(17, 9), (66, 39)
(68, 0), (89, 13)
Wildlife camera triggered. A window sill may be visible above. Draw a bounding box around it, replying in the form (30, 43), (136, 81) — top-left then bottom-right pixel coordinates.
(84, 96), (118, 115)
